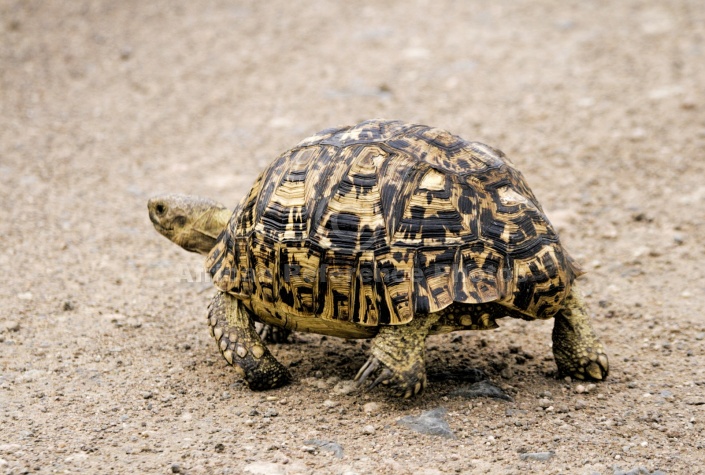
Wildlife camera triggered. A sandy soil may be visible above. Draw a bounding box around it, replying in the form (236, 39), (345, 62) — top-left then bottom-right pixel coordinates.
(1, 1), (704, 474)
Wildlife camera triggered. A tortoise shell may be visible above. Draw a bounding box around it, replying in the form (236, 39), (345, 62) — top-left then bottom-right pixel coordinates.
(205, 119), (582, 329)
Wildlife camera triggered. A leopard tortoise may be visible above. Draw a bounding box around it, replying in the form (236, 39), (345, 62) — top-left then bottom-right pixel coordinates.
(148, 119), (609, 398)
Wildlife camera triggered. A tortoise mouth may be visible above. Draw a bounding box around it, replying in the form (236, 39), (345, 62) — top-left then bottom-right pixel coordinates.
(149, 211), (173, 232)
(152, 221), (173, 233)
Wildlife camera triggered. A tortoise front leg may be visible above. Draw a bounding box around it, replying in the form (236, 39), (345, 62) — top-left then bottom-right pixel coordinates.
(208, 292), (291, 390)
(552, 286), (609, 381)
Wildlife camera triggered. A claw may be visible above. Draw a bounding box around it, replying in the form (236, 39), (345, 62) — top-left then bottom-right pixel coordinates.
(354, 354), (427, 397)
(369, 368), (393, 390)
(354, 357), (380, 386)
(255, 322), (291, 344)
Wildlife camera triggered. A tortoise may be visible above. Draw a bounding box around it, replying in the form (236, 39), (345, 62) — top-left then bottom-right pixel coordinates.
(148, 119), (608, 397)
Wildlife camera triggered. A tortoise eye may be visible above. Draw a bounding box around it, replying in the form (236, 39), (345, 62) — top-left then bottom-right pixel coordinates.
(155, 203), (166, 215)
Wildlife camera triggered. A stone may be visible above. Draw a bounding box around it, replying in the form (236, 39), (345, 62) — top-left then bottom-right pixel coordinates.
(450, 380), (513, 401)
(397, 407), (455, 439)
(332, 380), (357, 395)
(303, 439), (344, 458)
(519, 451), (555, 461)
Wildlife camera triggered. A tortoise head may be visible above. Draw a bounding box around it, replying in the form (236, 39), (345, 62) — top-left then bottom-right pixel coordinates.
(148, 194), (231, 254)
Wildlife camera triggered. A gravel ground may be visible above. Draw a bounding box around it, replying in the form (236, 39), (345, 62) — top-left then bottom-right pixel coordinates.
(1, 1), (704, 474)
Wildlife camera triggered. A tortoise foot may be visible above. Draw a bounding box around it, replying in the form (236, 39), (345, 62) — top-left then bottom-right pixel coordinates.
(209, 293), (291, 390)
(354, 355), (426, 399)
(552, 287), (609, 382)
(557, 345), (609, 381)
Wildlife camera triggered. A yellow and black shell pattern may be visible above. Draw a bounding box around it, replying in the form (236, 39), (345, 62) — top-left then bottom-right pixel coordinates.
(206, 120), (582, 328)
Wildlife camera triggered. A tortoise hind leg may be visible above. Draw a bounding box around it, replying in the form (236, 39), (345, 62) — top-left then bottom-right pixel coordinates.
(552, 286), (609, 381)
(355, 314), (440, 398)
(208, 292), (291, 390)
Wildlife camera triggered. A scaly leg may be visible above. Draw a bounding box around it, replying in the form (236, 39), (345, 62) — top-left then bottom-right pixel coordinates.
(552, 286), (609, 380)
(208, 292), (291, 390)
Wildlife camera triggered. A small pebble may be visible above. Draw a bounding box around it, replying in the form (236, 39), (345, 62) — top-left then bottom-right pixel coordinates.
(65, 452), (89, 463)
(575, 399), (587, 410)
(332, 380), (357, 395)
(519, 451), (555, 461)
(264, 408), (278, 417)
(363, 402), (380, 414)
(170, 463), (181, 473)
(17, 292), (33, 301)
(0, 444), (21, 454)
(684, 398), (705, 405)
(538, 398), (552, 409)
(681, 99), (696, 110)
(126, 317), (142, 328)
(304, 439), (344, 458)
(120, 47), (132, 60)
(105, 313), (127, 326)
(362, 425), (375, 435)
(2, 321), (20, 333)
(322, 399), (338, 408)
